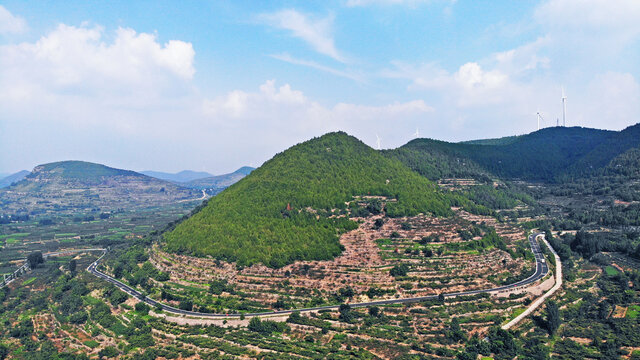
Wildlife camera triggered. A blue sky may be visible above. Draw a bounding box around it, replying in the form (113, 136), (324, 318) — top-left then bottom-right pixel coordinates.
(1, 0), (639, 174)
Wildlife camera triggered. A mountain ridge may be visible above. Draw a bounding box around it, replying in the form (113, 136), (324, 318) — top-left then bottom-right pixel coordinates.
(390, 124), (640, 182)
(163, 131), (465, 268)
(0, 160), (200, 214)
(140, 170), (214, 183)
(0, 170), (30, 189)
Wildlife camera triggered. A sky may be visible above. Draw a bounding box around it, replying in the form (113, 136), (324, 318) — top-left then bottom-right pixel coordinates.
(1, 0), (639, 174)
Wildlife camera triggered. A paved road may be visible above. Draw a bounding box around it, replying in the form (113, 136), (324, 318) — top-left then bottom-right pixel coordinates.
(1, 248), (107, 289)
(87, 232), (552, 318)
(502, 233), (561, 330)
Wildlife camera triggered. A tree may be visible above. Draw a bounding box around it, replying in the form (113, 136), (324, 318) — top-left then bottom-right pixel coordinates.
(448, 317), (465, 342)
(179, 300), (193, 311)
(98, 346), (119, 359)
(546, 300), (560, 335)
(390, 264), (409, 277)
(0, 344), (8, 360)
(339, 304), (355, 323)
(68, 259), (77, 273)
(368, 306), (380, 317)
(27, 252), (44, 268)
(135, 302), (150, 315)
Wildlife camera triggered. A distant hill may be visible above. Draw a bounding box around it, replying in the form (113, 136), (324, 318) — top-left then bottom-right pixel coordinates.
(388, 124), (640, 182)
(0, 170), (29, 189)
(140, 170), (213, 183)
(461, 135), (522, 146)
(0, 161), (200, 214)
(163, 132), (469, 268)
(182, 166), (255, 190)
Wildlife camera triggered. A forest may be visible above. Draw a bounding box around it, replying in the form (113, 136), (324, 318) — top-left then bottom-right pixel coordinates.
(164, 132), (485, 268)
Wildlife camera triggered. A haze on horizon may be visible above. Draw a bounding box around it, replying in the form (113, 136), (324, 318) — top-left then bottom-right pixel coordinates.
(1, 0), (639, 174)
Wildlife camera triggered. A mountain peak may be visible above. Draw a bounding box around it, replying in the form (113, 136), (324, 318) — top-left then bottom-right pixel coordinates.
(164, 131), (454, 268)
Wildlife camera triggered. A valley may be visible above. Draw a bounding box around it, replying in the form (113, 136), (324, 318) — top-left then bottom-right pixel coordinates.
(0, 127), (639, 359)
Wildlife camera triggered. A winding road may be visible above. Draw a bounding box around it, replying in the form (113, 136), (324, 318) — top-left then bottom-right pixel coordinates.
(85, 231), (553, 318)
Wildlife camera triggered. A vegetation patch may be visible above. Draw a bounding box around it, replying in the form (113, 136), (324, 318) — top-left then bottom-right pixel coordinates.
(164, 132), (469, 268)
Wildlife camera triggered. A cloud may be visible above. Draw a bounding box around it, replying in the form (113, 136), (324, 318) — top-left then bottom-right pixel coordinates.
(0, 24), (195, 111)
(0, 5), (27, 35)
(203, 80), (433, 148)
(535, 0), (640, 32)
(270, 53), (363, 82)
(260, 9), (345, 62)
(345, 0), (455, 7)
(581, 72), (640, 130)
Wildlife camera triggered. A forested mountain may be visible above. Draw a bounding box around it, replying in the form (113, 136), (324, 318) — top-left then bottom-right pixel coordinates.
(163, 132), (478, 268)
(0, 170), (29, 189)
(140, 170), (213, 183)
(0, 161), (199, 214)
(182, 166), (255, 190)
(390, 124), (640, 182)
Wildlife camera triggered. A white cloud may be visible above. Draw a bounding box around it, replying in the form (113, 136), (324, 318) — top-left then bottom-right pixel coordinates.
(260, 9), (345, 62)
(0, 5), (27, 34)
(535, 0), (640, 32)
(580, 72), (640, 130)
(202, 80), (433, 149)
(0, 24), (195, 111)
(454, 62), (506, 90)
(346, 0), (455, 7)
(270, 53), (363, 82)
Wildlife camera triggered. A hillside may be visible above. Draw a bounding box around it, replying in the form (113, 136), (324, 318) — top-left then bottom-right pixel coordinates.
(0, 170), (29, 189)
(163, 132), (466, 268)
(390, 124), (640, 182)
(0, 161), (200, 214)
(141, 170), (213, 183)
(182, 166), (255, 190)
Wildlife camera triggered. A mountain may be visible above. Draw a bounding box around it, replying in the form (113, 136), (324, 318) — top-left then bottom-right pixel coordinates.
(388, 124), (640, 182)
(140, 170), (213, 183)
(0, 170), (30, 189)
(163, 132), (466, 268)
(0, 161), (200, 214)
(182, 166), (255, 190)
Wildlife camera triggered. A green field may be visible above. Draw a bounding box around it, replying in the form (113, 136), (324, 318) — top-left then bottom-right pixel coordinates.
(605, 265), (619, 276)
(626, 305), (640, 319)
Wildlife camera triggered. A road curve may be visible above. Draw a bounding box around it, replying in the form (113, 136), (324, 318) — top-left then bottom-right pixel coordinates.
(86, 232), (553, 318)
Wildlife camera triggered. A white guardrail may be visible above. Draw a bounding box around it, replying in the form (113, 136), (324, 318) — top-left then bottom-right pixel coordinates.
(502, 233), (562, 330)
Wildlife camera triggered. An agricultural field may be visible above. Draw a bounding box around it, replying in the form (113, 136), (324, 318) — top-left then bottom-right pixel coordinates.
(101, 202), (538, 316)
(0, 215), (553, 360)
(0, 201), (200, 276)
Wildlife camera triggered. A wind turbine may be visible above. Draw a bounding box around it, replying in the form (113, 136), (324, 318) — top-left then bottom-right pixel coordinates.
(561, 87), (567, 127)
(375, 134), (381, 150)
(413, 128), (420, 139)
(536, 110), (545, 131)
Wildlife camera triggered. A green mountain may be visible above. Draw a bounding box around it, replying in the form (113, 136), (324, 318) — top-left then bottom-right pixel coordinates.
(182, 166), (255, 190)
(163, 132), (464, 268)
(389, 124), (640, 182)
(0, 170), (29, 189)
(141, 170), (214, 183)
(0, 161), (199, 214)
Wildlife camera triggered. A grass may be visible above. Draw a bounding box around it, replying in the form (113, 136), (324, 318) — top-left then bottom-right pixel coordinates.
(22, 277), (36, 285)
(55, 233), (77, 237)
(83, 340), (100, 348)
(510, 307), (525, 320)
(604, 265), (619, 276)
(375, 239), (393, 248)
(626, 305), (640, 319)
(0, 233), (30, 239)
